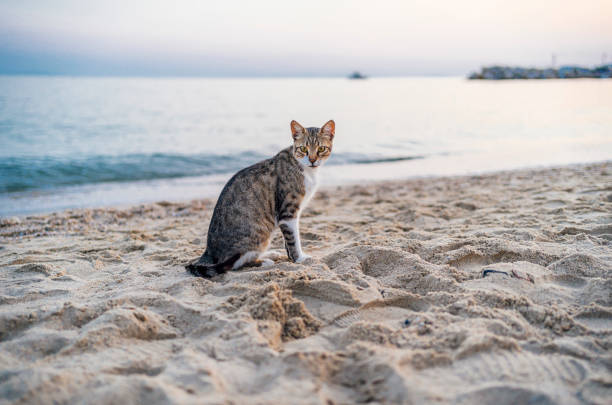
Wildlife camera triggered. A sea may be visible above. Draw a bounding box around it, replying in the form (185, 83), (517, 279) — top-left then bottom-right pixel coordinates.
(1, 76), (611, 216)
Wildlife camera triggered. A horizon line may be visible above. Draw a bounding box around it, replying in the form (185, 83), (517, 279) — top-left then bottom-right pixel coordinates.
(0, 72), (463, 79)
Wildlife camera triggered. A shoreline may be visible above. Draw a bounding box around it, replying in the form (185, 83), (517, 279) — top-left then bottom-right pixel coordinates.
(468, 64), (612, 80)
(1, 161), (611, 404)
(2, 159), (611, 219)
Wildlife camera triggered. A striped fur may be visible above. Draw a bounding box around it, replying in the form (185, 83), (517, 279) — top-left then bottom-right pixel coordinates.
(186, 120), (335, 278)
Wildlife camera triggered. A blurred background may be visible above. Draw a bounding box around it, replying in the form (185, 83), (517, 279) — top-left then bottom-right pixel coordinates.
(1, 0), (611, 215)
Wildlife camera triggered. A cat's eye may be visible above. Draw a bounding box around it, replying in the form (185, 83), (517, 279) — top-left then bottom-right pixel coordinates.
(299, 146), (308, 154)
(318, 146), (328, 153)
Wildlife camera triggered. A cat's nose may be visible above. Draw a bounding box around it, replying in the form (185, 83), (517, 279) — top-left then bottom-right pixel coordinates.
(309, 156), (317, 164)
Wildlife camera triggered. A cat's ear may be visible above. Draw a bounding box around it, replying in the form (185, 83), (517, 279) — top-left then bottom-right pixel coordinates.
(321, 120), (335, 139)
(290, 120), (305, 140)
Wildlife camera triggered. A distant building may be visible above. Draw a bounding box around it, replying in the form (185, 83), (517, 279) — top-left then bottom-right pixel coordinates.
(469, 64), (611, 80)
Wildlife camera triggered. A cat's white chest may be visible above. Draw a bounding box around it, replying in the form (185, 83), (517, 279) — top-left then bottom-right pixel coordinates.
(301, 167), (319, 210)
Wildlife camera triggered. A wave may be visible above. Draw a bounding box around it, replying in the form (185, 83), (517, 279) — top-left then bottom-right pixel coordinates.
(0, 152), (425, 193)
(348, 155), (424, 164)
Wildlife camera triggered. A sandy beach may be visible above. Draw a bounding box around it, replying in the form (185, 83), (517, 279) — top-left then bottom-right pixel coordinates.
(1, 162), (610, 405)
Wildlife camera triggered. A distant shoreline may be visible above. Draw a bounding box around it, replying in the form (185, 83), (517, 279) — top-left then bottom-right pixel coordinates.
(469, 64), (612, 80)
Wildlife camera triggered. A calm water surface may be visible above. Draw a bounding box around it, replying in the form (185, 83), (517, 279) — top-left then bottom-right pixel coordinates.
(1, 76), (611, 215)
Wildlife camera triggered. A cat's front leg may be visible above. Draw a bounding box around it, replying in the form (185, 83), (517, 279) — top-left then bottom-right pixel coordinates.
(278, 218), (310, 263)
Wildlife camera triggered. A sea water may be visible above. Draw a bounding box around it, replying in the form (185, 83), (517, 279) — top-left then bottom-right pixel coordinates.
(1, 76), (611, 216)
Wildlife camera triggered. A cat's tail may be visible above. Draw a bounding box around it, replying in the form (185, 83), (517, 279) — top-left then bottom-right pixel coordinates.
(185, 253), (241, 278)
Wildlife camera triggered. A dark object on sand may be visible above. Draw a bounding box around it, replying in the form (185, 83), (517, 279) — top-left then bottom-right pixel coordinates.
(482, 269), (509, 278)
(511, 269), (535, 283)
(482, 268), (535, 283)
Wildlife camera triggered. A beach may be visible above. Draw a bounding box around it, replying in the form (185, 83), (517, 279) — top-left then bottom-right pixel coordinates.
(1, 161), (611, 404)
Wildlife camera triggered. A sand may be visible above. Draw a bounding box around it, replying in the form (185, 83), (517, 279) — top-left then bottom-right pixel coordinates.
(0, 162), (611, 405)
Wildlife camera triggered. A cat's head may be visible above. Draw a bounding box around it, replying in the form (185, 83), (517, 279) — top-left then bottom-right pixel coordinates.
(290, 120), (335, 168)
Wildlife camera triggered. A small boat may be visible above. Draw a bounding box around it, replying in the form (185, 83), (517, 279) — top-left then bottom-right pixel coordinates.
(348, 71), (367, 79)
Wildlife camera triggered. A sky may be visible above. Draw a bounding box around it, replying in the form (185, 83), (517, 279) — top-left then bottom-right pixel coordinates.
(1, 0), (611, 77)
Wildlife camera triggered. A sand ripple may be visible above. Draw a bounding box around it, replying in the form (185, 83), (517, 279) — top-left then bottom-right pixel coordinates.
(1, 162), (611, 404)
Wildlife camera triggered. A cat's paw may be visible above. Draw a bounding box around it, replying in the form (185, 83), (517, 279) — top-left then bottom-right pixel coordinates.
(295, 254), (312, 264)
(261, 250), (283, 261)
(260, 258), (275, 268)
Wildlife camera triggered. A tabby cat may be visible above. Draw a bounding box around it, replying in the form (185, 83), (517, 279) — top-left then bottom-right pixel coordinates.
(186, 120), (335, 278)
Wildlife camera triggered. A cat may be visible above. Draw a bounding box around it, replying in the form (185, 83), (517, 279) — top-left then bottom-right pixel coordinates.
(186, 119), (335, 278)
